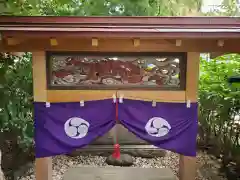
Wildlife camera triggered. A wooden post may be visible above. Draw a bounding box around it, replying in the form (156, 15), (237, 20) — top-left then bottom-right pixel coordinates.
(185, 52), (200, 102)
(179, 155), (197, 180)
(179, 52), (200, 180)
(35, 158), (52, 180)
(32, 51), (52, 180)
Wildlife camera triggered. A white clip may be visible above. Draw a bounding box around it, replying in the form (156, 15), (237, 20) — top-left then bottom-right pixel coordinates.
(80, 100), (84, 107)
(112, 94), (117, 103)
(152, 101), (157, 107)
(217, 40), (224, 47)
(46, 102), (50, 108)
(119, 94), (124, 103)
(176, 39), (182, 47)
(186, 100), (191, 108)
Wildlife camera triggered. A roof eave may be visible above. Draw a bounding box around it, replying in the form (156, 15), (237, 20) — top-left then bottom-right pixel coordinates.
(0, 16), (239, 26)
(1, 29), (239, 39)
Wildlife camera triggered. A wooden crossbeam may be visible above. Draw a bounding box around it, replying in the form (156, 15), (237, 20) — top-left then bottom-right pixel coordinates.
(1, 38), (239, 52)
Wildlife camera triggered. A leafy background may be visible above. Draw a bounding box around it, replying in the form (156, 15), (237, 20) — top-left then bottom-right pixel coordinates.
(0, 0), (239, 179)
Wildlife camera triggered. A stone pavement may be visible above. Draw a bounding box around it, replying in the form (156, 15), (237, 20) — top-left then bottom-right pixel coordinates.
(64, 166), (177, 180)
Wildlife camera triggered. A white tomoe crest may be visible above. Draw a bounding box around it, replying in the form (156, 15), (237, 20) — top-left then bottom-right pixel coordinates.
(64, 117), (90, 139)
(145, 117), (171, 137)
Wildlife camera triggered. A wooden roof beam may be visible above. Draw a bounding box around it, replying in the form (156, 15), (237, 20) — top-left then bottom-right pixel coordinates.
(0, 16), (239, 27)
(0, 38), (239, 52)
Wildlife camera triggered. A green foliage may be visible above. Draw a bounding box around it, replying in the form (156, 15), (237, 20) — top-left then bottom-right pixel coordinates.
(2, 0), (239, 16)
(1, 0), (204, 16)
(198, 54), (240, 167)
(0, 53), (33, 151)
(1, 0), (239, 17)
(204, 0), (240, 16)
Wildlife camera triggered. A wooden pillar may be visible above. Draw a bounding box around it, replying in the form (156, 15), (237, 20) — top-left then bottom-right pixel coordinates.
(35, 158), (52, 180)
(185, 52), (200, 102)
(179, 52), (200, 180)
(32, 51), (52, 180)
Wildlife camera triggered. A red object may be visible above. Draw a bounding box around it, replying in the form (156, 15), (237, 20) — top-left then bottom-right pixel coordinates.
(112, 144), (121, 159)
(53, 70), (71, 78)
(112, 97), (121, 159)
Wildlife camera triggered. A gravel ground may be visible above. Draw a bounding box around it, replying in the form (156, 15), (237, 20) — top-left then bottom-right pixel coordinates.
(18, 151), (226, 180)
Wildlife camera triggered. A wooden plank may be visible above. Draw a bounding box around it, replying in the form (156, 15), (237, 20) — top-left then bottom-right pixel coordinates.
(117, 91), (186, 102)
(32, 52), (52, 180)
(64, 167), (177, 180)
(1, 38), (240, 52)
(47, 90), (116, 102)
(179, 52), (199, 180)
(35, 158), (52, 180)
(185, 52), (200, 102)
(2, 29), (240, 39)
(179, 155), (197, 180)
(47, 90), (185, 102)
(32, 51), (47, 102)
(0, 16), (239, 26)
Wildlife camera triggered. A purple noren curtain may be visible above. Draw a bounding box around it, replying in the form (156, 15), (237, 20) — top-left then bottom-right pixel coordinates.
(34, 99), (116, 158)
(34, 98), (198, 158)
(118, 99), (198, 157)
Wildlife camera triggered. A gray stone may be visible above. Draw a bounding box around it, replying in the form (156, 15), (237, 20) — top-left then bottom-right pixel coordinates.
(93, 125), (148, 145)
(123, 149), (166, 158)
(137, 149), (166, 158)
(64, 167), (177, 180)
(106, 154), (133, 166)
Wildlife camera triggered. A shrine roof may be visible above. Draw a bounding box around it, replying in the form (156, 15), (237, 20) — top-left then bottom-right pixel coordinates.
(0, 16), (239, 38)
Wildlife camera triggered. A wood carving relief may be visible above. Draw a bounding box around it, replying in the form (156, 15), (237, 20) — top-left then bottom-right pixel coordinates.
(47, 53), (186, 90)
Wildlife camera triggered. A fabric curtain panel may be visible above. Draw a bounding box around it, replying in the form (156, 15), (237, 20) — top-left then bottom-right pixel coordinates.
(34, 98), (198, 158)
(34, 99), (116, 158)
(118, 99), (198, 157)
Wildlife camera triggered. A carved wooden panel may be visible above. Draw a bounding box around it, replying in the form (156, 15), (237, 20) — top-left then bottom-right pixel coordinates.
(47, 52), (186, 90)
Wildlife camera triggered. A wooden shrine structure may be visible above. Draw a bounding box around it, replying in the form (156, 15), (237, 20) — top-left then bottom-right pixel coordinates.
(0, 16), (239, 180)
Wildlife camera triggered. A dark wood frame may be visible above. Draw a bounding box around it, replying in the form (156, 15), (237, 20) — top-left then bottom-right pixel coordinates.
(1, 16), (239, 27)
(46, 51), (187, 90)
(1, 16), (239, 39)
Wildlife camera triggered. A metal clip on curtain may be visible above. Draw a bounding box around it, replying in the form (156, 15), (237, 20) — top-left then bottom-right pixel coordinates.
(112, 94), (117, 103)
(80, 100), (84, 107)
(45, 102), (50, 108)
(119, 94), (124, 103)
(186, 100), (191, 108)
(152, 101), (157, 107)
